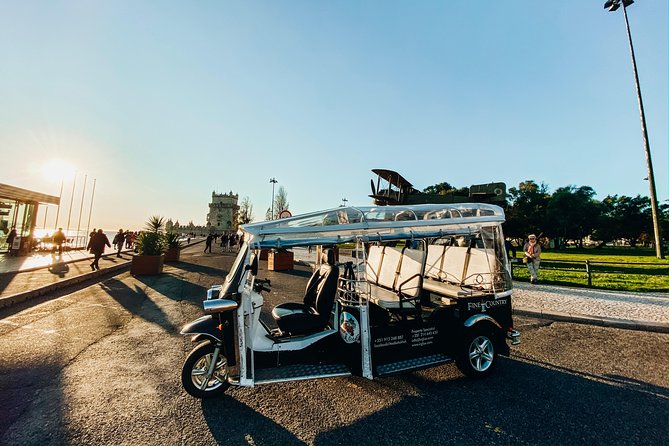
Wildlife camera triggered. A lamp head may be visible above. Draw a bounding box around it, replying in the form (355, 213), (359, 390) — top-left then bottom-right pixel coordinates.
(604, 0), (633, 11)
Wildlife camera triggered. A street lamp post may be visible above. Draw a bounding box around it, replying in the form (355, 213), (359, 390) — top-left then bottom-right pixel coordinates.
(605, 0), (664, 258)
(269, 178), (278, 220)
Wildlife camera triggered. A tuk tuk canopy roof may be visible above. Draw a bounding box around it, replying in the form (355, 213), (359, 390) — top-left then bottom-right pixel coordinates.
(241, 203), (505, 249)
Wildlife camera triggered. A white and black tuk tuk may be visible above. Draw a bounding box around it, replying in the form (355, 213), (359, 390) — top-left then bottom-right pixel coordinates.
(180, 203), (520, 398)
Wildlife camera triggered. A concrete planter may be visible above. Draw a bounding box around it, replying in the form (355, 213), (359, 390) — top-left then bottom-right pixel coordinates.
(131, 254), (164, 275)
(164, 247), (181, 262)
(268, 250), (293, 271)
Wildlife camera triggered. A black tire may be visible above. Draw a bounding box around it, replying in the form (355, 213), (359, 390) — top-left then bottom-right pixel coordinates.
(455, 326), (498, 379)
(181, 341), (230, 399)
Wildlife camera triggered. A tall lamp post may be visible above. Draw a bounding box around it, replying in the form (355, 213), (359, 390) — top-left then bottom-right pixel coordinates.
(604, 0), (664, 258)
(269, 178), (278, 220)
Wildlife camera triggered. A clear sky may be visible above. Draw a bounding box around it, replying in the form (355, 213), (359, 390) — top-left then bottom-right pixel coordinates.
(1, 0), (667, 232)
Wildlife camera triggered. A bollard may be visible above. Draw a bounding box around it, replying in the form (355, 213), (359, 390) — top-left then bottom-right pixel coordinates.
(585, 260), (592, 287)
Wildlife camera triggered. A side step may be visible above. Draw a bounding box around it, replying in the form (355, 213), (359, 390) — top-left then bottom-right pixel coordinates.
(254, 363), (351, 385)
(376, 353), (453, 376)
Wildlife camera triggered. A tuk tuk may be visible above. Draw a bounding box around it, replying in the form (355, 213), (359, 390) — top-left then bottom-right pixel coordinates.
(180, 203), (520, 398)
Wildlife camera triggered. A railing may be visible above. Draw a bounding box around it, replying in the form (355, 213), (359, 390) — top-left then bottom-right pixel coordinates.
(510, 258), (668, 292)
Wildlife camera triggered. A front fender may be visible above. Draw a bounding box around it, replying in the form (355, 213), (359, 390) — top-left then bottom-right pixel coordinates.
(463, 313), (501, 329)
(180, 315), (222, 343)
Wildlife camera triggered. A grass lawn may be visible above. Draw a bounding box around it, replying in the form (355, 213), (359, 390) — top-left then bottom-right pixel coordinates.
(511, 247), (669, 293)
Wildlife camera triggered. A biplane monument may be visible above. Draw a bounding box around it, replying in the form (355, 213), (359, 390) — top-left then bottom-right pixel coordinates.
(369, 169), (507, 207)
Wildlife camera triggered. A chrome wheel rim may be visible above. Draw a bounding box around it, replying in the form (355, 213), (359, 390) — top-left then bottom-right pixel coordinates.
(468, 335), (494, 372)
(191, 353), (228, 392)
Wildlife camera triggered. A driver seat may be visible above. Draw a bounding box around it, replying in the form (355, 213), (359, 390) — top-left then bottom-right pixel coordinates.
(271, 249), (339, 336)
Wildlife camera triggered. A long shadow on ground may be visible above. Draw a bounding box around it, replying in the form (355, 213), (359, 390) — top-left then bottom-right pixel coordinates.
(198, 355), (668, 445)
(99, 278), (179, 334)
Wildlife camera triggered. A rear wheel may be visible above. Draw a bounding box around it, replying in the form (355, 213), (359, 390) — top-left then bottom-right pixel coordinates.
(182, 341), (230, 398)
(455, 326), (498, 378)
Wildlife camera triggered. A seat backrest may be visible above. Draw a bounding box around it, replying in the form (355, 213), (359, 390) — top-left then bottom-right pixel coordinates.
(462, 248), (495, 288)
(304, 248), (338, 308)
(425, 244), (445, 280)
(304, 266), (324, 309)
(378, 247), (402, 290)
(396, 248), (425, 297)
(314, 261), (340, 319)
(442, 246), (469, 284)
(366, 245), (384, 285)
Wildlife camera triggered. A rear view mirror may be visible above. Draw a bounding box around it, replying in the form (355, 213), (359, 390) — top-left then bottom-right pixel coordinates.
(246, 253), (259, 276)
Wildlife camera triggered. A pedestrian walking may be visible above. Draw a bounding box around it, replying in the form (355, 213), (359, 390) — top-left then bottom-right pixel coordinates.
(53, 228), (66, 255)
(113, 229), (125, 257)
(523, 234), (541, 284)
(124, 231), (133, 250)
(6, 227), (17, 254)
(87, 228), (111, 271)
(204, 234), (213, 253)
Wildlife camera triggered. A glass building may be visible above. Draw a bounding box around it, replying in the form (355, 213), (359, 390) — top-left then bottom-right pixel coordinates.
(0, 183), (60, 254)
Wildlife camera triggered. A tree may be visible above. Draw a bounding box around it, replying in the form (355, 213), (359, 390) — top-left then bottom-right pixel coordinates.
(544, 186), (600, 248)
(595, 195), (652, 247)
(238, 196), (254, 225)
(504, 180), (550, 241)
(423, 182), (469, 196)
(273, 186), (289, 219)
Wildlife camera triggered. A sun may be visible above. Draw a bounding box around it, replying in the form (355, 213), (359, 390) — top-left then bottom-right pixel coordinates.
(41, 159), (76, 183)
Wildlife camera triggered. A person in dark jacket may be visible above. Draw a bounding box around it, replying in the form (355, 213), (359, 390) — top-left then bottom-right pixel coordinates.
(6, 227), (17, 255)
(87, 229), (111, 271)
(112, 229), (125, 257)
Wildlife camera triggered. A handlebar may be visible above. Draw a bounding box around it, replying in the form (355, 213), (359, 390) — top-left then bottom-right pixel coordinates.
(254, 278), (272, 293)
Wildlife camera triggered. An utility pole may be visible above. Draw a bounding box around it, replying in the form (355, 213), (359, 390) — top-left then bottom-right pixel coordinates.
(604, 0), (664, 258)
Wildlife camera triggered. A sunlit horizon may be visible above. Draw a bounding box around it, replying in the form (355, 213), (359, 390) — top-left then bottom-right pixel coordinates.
(40, 159), (76, 184)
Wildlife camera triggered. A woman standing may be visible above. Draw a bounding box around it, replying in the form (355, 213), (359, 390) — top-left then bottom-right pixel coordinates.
(523, 234), (541, 284)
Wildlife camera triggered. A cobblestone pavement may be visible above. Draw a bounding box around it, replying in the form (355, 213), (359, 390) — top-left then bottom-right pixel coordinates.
(513, 282), (669, 324)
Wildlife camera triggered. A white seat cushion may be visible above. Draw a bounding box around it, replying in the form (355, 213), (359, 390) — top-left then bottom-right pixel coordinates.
(369, 283), (417, 310)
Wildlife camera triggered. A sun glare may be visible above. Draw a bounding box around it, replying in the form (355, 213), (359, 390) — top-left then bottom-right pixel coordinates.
(41, 159), (76, 183)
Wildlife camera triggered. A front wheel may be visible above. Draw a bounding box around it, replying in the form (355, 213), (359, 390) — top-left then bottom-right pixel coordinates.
(182, 341), (230, 398)
(455, 326), (498, 379)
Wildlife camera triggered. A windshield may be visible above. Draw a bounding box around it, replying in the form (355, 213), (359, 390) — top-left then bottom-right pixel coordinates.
(218, 243), (249, 299)
(226, 243), (248, 284)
